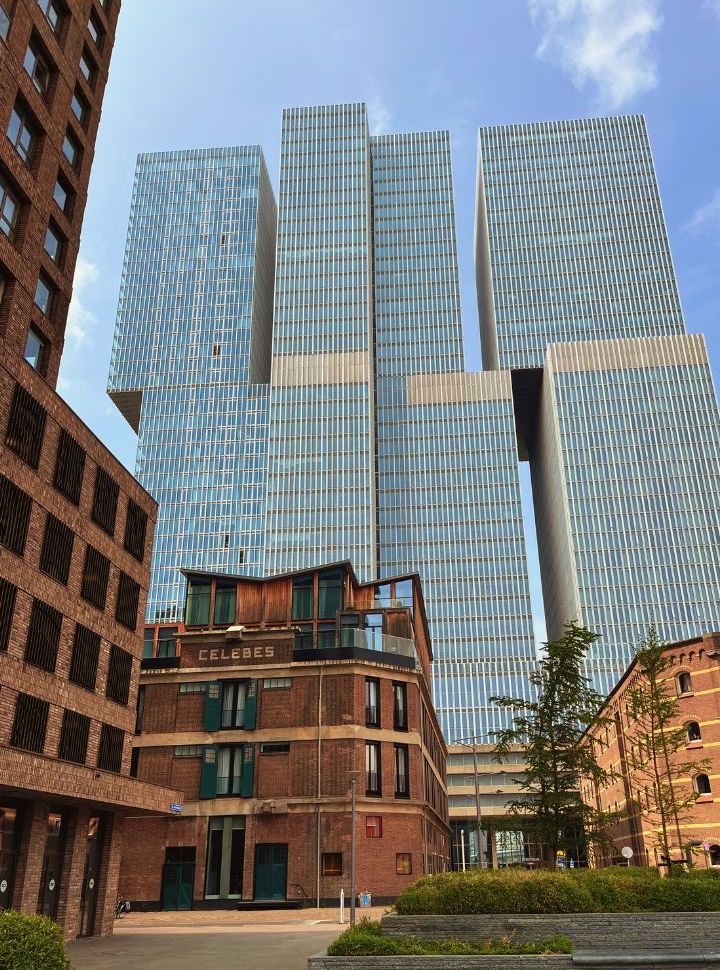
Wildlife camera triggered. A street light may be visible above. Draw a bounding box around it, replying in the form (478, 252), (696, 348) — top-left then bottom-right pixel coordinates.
(452, 734), (490, 869)
(350, 776), (357, 927)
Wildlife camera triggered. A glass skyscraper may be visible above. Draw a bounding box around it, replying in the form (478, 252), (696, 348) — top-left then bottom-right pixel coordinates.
(476, 115), (720, 693)
(108, 146), (276, 622)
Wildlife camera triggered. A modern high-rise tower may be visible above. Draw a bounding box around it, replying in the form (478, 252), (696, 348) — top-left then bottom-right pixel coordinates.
(109, 146), (276, 623)
(476, 115), (720, 694)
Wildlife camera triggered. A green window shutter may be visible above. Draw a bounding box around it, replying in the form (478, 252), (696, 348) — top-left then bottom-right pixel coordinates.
(244, 679), (257, 730)
(204, 681), (222, 731)
(199, 745), (218, 799)
(240, 743), (254, 797)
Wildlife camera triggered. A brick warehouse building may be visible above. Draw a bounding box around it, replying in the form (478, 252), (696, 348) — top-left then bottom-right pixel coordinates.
(0, 0), (179, 940)
(121, 562), (450, 909)
(580, 632), (720, 868)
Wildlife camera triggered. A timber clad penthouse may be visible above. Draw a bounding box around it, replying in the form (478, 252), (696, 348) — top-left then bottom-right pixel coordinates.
(0, 0), (180, 941)
(121, 562), (450, 908)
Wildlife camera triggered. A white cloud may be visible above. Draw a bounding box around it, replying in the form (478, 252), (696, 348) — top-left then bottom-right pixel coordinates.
(66, 256), (99, 346)
(528, 0), (662, 108)
(367, 96), (392, 135)
(685, 189), (720, 237)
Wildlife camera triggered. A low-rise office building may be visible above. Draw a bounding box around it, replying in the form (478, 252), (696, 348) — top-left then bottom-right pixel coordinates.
(120, 562), (450, 908)
(580, 632), (720, 867)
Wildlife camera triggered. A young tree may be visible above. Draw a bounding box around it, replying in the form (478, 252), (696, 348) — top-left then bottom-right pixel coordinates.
(623, 628), (710, 868)
(491, 622), (618, 867)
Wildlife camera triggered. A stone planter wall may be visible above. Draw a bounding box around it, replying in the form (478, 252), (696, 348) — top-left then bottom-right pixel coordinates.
(382, 913), (720, 950)
(309, 958), (573, 969)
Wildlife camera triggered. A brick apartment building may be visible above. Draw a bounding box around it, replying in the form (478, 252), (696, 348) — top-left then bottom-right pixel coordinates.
(0, 0), (179, 940)
(581, 632), (720, 868)
(120, 562), (450, 909)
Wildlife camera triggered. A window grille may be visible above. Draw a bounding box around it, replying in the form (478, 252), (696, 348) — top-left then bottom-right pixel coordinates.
(25, 598), (62, 673)
(123, 499), (147, 562)
(11, 692), (48, 753)
(6, 383), (46, 468)
(97, 723), (123, 773)
(39, 513), (73, 584)
(53, 429), (85, 504)
(69, 623), (100, 690)
(0, 577), (17, 651)
(80, 544), (109, 609)
(58, 709), (89, 764)
(106, 644), (132, 705)
(0, 474), (32, 555)
(115, 572), (139, 630)
(91, 466), (118, 535)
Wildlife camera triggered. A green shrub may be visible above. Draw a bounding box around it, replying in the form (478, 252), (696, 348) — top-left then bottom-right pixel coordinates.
(327, 921), (573, 956)
(0, 910), (71, 970)
(394, 867), (720, 915)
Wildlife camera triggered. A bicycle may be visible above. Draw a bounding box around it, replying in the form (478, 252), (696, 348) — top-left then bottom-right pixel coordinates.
(115, 895), (131, 919)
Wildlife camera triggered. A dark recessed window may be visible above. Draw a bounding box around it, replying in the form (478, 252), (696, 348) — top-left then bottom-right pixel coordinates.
(69, 623), (100, 690)
(87, 9), (104, 48)
(6, 383), (46, 468)
(365, 815), (382, 838)
(44, 222), (64, 266)
(80, 544), (110, 610)
(220, 680), (247, 728)
(25, 598), (62, 673)
(0, 173), (20, 241)
(260, 742), (290, 755)
(58, 709), (90, 764)
(394, 743), (410, 798)
(34, 273), (54, 316)
(687, 721), (702, 743)
(123, 499), (147, 562)
(53, 429), (85, 505)
(321, 853), (342, 876)
(393, 681), (408, 731)
(0, 2), (9, 41)
(38, 0), (65, 35)
(91, 466), (118, 535)
(291, 572), (313, 621)
(23, 39), (52, 97)
(213, 581), (235, 625)
(53, 172), (72, 215)
(157, 626), (177, 658)
(396, 853), (412, 875)
(366, 741), (381, 797)
(11, 693), (49, 753)
(0, 475), (32, 555)
(695, 773), (712, 796)
(185, 578), (210, 626)
(0, 577), (17, 651)
(39, 512), (74, 585)
(97, 724), (123, 773)
(23, 327), (47, 373)
(7, 103), (37, 165)
(677, 671), (693, 695)
(79, 46), (96, 86)
(70, 87), (89, 128)
(365, 678), (380, 728)
(62, 129), (81, 169)
(106, 643), (132, 705)
(318, 567), (343, 618)
(115, 572), (140, 630)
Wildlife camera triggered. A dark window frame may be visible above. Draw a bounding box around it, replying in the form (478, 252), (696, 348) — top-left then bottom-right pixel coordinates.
(106, 643), (132, 706)
(24, 598), (62, 673)
(321, 852), (342, 876)
(0, 577), (17, 651)
(394, 743), (410, 798)
(11, 692), (49, 754)
(91, 465), (119, 536)
(115, 571), (140, 630)
(97, 723), (123, 773)
(0, 474), (32, 555)
(365, 677), (380, 728)
(53, 429), (85, 505)
(58, 709), (90, 764)
(393, 681), (408, 731)
(68, 623), (100, 691)
(366, 740), (381, 797)
(39, 512), (73, 585)
(6, 382), (46, 469)
(80, 544), (110, 610)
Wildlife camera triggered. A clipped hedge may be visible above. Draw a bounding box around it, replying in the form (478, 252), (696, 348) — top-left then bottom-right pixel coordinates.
(394, 867), (720, 915)
(0, 910), (71, 970)
(327, 919), (573, 956)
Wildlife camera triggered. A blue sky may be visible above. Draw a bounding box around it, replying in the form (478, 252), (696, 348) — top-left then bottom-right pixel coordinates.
(58, 0), (720, 643)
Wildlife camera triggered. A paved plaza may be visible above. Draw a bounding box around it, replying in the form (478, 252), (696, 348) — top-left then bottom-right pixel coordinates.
(67, 908), (385, 970)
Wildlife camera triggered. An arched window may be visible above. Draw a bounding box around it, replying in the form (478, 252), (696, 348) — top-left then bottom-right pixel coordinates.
(677, 671), (693, 695)
(710, 845), (720, 867)
(686, 721), (702, 743)
(694, 774), (711, 796)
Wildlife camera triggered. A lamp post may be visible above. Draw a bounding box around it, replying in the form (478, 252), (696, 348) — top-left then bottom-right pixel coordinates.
(453, 734), (489, 869)
(350, 776), (357, 927)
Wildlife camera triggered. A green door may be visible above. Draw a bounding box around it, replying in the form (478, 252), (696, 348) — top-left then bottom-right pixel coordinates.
(161, 848), (195, 911)
(253, 843), (287, 900)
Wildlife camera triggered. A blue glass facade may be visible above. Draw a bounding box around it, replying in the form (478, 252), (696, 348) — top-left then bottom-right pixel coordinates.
(108, 146), (276, 622)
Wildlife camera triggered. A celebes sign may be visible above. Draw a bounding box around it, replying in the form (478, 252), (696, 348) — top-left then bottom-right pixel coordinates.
(180, 639), (294, 668)
(198, 645), (276, 662)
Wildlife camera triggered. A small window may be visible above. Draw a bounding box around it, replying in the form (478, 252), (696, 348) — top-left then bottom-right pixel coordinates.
(69, 623), (100, 690)
(7, 104), (37, 165)
(174, 745), (204, 757)
(317, 622), (334, 649)
(11, 692), (49, 753)
(135, 684), (145, 735)
(291, 572), (313, 620)
(123, 498), (147, 561)
(44, 222), (64, 266)
(157, 626), (178, 658)
(260, 742), (290, 755)
(116, 572), (140, 630)
(294, 623), (312, 650)
(263, 678), (291, 690)
(25, 598), (62, 672)
(0, 577), (17, 651)
(0, 174), (20, 241)
(221, 681), (247, 729)
(53, 172), (72, 215)
(318, 567), (343, 618)
(23, 39), (52, 97)
(81, 544), (110, 610)
(58, 709), (89, 764)
(695, 774), (712, 796)
(365, 678), (380, 728)
(106, 643), (132, 705)
(34, 274), (54, 316)
(38, 0), (65, 35)
(395, 578), (413, 610)
(179, 682), (206, 694)
(6, 382), (46, 468)
(185, 578), (210, 626)
(53, 429), (85, 505)
(24, 326), (47, 373)
(687, 721), (702, 743)
(677, 671), (693, 695)
(79, 46), (96, 86)
(216, 745), (245, 796)
(0, 2), (9, 41)
(91, 466), (119, 535)
(396, 853), (412, 875)
(213, 581), (236, 625)
(393, 681), (408, 731)
(366, 741), (381, 797)
(39, 512), (74, 584)
(394, 743), (410, 798)
(0, 474), (32, 555)
(87, 9), (104, 47)
(365, 815), (382, 838)
(97, 723), (123, 773)
(321, 853), (342, 876)
(70, 87), (89, 127)
(62, 129), (81, 169)
(142, 628), (154, 659)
